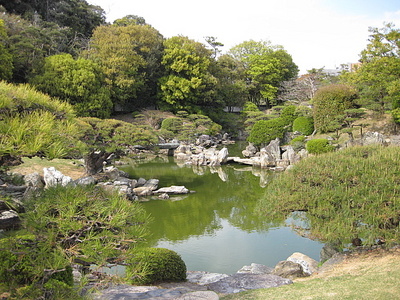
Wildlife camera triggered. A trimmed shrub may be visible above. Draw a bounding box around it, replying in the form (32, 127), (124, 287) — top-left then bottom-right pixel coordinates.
(280, 105), (297, 127)
(126, 247), (187, 285)
(313, 84), (357, 133)
(293, 117), (314, 135)
(306, 139), (334, 154)
(247, 118), (286, 146)
(161, 117), (183, 134)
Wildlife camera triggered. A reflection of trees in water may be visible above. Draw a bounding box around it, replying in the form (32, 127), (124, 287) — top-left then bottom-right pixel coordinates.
(124, 160), (285, 245)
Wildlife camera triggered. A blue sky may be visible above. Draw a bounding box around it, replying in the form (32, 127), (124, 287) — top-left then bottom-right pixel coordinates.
(87, 0), (400, 74)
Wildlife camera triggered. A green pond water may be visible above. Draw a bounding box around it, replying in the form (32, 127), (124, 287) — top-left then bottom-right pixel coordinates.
(121, 149), (324, 274)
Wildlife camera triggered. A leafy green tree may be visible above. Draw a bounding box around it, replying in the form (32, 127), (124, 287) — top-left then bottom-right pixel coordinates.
(31, 53), (112, 118)
(313, 84), (357, 133)
(1, 12), (72, 82)
(341, 23), (400, 113)
(0, 0), (105, 38)
(159, 36), (217, 111)
(0, 19), (12, 81)
(86, 23), (164, 109)
(229, 40), (298, 106)
(213, 54), (248, 110)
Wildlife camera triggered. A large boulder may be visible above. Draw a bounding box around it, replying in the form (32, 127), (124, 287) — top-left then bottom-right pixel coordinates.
(286, 252), (318, 275)
(43, 167), (72, 187)
(242, 143), (258, 158)
(361, 131), (385, 146)
(259, 148), (276, 168)
(272, 260), (307, 279)
(154, 186), (189, 195)
(264, 138), (281, 161)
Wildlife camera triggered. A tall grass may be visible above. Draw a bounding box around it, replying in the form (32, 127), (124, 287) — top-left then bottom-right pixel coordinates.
(258, 145), (400, 248)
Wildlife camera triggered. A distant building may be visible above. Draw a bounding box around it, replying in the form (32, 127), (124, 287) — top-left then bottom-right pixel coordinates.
(322, 62), (361, 76)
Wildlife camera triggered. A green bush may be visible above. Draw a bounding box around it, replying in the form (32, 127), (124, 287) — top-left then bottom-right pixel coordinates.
(306, 139), (334, 154)
(79, 117), (158, 151)
(247, 118), (286, 146)
(161, 117), (183, 134)
(313, 84), (357, 133)
(280, 105), (297, 128)
(127, 247), (187, 285)
(293, 117), (314, 135)
(392, 108), (400, 124)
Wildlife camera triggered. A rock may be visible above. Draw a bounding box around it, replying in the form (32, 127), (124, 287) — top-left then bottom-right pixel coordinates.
(158, 193), (170, 199)
(132, 186), (154, 196)
(43, 167), (72, 187)
(112, 177), (132, 186)
(217, 147), (229, 165)
(242, 143), (258, 158)
(207, 273), (292, 294)
(74, 176), (97, 186)
(187, 271), (229, 285)
(143, 178), (159, 190)
(259, 148), (276, 168)
(103, 166), (130, 180)
(287, 252), (318, 275)
(282, 145), (300, 165)
(136, 178), (147, 187)
(361, 131), (385, 145)
(0, 210), (20, 230)
(24, 172), (44, 188)
(264, 138), (281, 161)
(272, 260), (307, 279)
(175, 291), (219, 300)
(320, 243), (341, 262)
(154, 186), (189, 194)
(237, 263), (273, 274)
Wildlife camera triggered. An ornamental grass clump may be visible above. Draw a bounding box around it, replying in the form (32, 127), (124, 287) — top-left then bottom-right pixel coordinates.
(257, 145), (400, 249)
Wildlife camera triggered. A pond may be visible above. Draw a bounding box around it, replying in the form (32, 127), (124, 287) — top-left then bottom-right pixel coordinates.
(121, 150), (324, 275)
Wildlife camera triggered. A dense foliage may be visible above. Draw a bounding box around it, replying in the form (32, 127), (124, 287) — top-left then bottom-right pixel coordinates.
(0, 81), (85, 159)
(341, 23), (400, 114)
(306, 138), (334, 154)
(31, 53), (112, 118)
(257, 145), (400, 248)
(126, 247), (187, 285)
(0, 185), (149, 298)
(313, 84), (357, 133)
(247, 118), (286, 146)
(292, 116), (314, 135)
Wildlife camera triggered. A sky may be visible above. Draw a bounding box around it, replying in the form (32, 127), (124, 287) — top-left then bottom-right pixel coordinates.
(87, 0), (400, 74)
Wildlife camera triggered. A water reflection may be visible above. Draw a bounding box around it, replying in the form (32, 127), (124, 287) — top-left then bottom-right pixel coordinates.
(121, 157), (324, 274)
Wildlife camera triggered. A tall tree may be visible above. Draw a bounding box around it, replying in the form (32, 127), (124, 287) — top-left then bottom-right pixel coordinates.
(85, 22), (164, 110)
(159, 36), (217, 111)
(31, 53), (112, 118)
(1, 12), (71, 82)
(0, 0), (105, 38)
(213, 54), (248, 110)
(0, 19), (13, 81)
(229, 40), (298, 106)
(341, 23), (400, 113)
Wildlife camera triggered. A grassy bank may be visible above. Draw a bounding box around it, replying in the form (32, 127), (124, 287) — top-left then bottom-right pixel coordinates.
(221, 248), (400, 300)
(257, 145), (400, 248)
